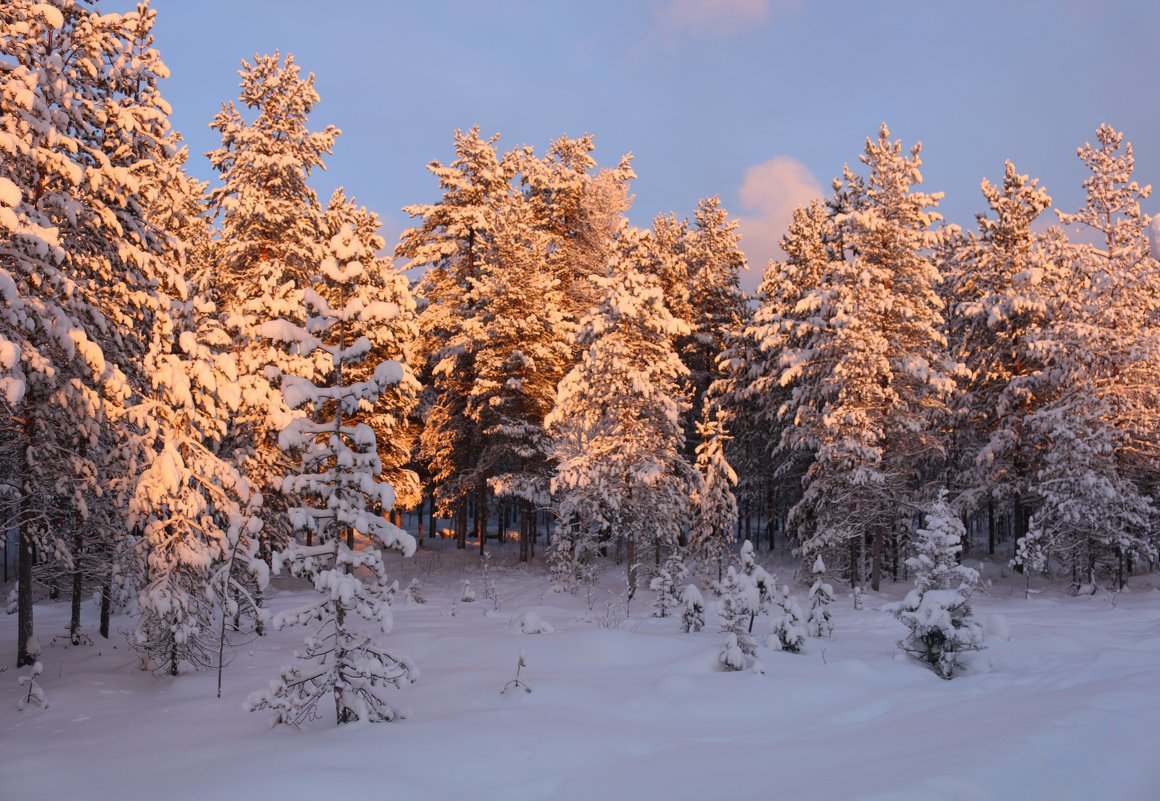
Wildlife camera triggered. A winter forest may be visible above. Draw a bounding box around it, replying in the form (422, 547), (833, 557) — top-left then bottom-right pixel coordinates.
(3, 2), (1160, 800)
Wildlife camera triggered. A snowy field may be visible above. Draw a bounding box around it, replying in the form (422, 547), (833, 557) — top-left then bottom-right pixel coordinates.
(3, 542), (1160, 801)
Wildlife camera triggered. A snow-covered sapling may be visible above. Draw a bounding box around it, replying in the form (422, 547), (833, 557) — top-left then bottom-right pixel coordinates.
(887, 492), (985, 679)
(718, 566), (759, 656)
(807, 556), (834, 638)
(650, 568), (680, 618)
(462, 580), (476, 603)
(481, 551), (499, 610)
(405, 577), (427, 605)
(680, 584), (705, 633)
(501, 652), (532, 695)
(17, 662), (47, 711)
(247, 224), (418, 726)
(769, 586), (807, 653)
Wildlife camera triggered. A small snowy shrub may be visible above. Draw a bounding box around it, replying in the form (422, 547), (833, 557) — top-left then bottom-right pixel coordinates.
(17, 662), (47, 711)
(461, 580), (476, 603)
(519, 611), (554, 635)
(405, 577), (427, 605)
(719, 633), (745, 672)
(680, 585), (705, 633)
(769, 587), (807, 653)
(887, 491), (984, 679)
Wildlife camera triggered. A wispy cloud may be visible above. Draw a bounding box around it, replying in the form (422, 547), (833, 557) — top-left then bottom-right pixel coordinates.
(735, 155), (823, 293)
(653, 0), (799, 39)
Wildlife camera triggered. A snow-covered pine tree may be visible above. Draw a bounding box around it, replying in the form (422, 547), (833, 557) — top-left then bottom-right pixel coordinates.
(887, 491), (984, 679)
(248, 223), (417, 726)
(778, 126), (953, 590)
(400, 127), (513, 550)
(941, 161), (1056, 552)
(207, 52), (337, 557)
(516, 134), (635, 330)
(547, 228), (696, 597)
(1017, 126), (1159, 590)
(806, 556), (834, 638)
(0, 0), (180, 665)
(670, 197), (749, 456)
(463, 189), (571, 560)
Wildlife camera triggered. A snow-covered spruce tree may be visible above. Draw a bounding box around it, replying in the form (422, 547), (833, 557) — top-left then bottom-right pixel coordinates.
(547, 228), (697, 597)
(247, 223), (417, 726)
(1016, 126), (1159, 590)
(323, 190), (422, 519)
(806, 556), (834, 638)
(207, 52), (337, 557)
(777, 126), (953, 589)
(688, 410), (738, 583)
(0, 0), (183, 664)
(887, 492), (984, 679)
(650, 196), (748, 456)
(649, 567), (680, 618)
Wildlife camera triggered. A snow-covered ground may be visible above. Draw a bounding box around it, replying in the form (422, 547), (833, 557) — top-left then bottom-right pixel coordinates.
(3, 543), (1160, 801)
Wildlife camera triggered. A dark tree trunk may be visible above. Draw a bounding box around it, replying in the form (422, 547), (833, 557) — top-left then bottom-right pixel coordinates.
(70, 525), (84, 644)
(99, 562), (112, 640)
(870, 525), (883, 592)
(17, 404), (36, 668)
(456, 501), (467, 550)
(17, 520), (35, 667)
(987, 498), (996, 555)
(477, 485), (488, 556)
(519, 500), (531, 563)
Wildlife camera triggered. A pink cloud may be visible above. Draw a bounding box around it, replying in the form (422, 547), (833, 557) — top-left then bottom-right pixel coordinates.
(735, 155), (823, 293)
(653, 0), (800, 37)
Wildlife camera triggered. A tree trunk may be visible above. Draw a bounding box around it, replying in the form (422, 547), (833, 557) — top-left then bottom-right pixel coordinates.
(987, 498), (996, 555)
(626, 527), (637, 599)
(17, 403), (36, 668)
(456, 501), (467, 550)
(70, 525), (84, 644)
(870, 526), (883, 592)
(99, 572), (112, 639)
(477, 485), (488, 556)
(519, 500), (530, 563)
(17, 520), (35, 667)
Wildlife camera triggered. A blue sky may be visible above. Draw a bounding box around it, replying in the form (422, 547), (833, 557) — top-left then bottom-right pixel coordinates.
(110, 0), (1160, 290)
